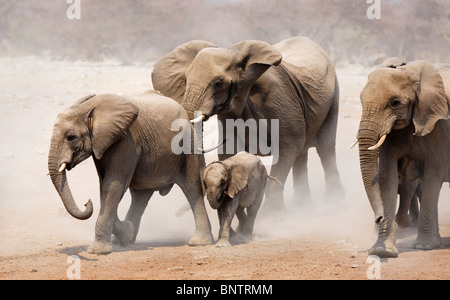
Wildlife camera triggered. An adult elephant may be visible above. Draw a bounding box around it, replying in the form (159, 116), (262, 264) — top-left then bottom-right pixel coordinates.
(357, 59), (450, 257)
(152, 36), (345, 211)
(48, 91), (212, 254)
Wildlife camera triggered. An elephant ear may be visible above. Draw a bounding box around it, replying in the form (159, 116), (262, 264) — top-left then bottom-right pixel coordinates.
(401, 61), (449, 136)
(229, 41), (282, 117)
(71, 94), (96, 107)
(87, 95), (139, 160)
(151, 40), (217, 102)
(226, 164), (249, 199)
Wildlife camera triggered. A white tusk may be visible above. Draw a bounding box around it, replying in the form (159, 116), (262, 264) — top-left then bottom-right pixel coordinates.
(349, 139), (359, 149)
(368, 134), (387, 151)
(58, 163), (67, 173)
(190, 115), (206, 124)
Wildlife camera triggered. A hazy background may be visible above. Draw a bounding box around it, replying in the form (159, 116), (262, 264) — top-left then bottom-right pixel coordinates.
(1, 0), (449, 65)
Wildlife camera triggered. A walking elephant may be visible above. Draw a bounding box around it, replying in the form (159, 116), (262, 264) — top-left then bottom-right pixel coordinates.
(203, 151), (275, 247)
(152, 36), (345, 212)
(48, 91), (212, 254)
(357, 59), (450, 257)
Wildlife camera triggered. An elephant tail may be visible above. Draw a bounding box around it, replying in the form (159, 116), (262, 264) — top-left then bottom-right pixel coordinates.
(267, 175), (283, 189)
(175, 203), (191, 217)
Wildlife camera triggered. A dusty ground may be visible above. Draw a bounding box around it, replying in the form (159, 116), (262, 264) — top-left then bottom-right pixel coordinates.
(0, 58), (449, 280)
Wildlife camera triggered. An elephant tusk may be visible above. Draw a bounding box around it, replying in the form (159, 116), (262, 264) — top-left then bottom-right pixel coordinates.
(190, 114), (206, 124)
(368, 134), (387, 151)
(200, 137), (228, 153)
(349, 139), (359, 149)
(58, 162), (67, 173)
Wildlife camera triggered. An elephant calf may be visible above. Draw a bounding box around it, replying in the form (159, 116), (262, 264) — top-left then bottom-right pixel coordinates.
(203, 151), (276, 247)
(48, 91), (212, 254)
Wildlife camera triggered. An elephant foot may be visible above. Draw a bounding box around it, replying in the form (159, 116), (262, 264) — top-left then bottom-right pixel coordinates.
(112, 220), (134, 246)
(215, 238), (232, 247)
(413, 233), (441, 250)
(395, 213), (412, 229)
(369, 239), (398, 258)
(292, 193), (312, 207)
(231, 232), (252, 245)
(88, 239), (113, 255)
(188, 231), (213, 246)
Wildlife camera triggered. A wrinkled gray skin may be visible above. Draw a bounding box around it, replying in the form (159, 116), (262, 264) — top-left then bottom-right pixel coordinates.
(152, 36), (345, 213)
(396, 158), (421, 229)
(203, 152), (268, 247)
(396, 179), (420, 229)
(48, 91), (212, 254)
(358, 59), (450, 257)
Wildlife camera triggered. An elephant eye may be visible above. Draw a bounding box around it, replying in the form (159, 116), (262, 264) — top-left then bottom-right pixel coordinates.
(213, 78), (224, 89)
(66, 132), (77, 142)
(390, 98), (402, 108)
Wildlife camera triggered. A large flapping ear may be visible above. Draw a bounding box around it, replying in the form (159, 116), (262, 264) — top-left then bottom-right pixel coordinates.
(229, 40), (282, 117)
(85, 94), (139, 159)
(226, 164), (249, 199)
(151, 40), (216, 102)
(401, 60), (449, 136)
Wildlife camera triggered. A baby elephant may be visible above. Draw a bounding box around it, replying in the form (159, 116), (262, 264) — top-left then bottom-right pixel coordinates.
(203, 151), (275, 247)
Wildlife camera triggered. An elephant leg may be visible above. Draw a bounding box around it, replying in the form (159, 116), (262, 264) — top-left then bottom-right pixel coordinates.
(235, 207), (247, 234)
(413, 171), (443, 250)
(112, 188), (154, 245)
(292, 152), (312, 206)
(180, 181), (213, 247)
(89, 177), (130, 255)
(315, 98), (345, 202)
(369, 155), (399, 258)
(409, 182), (422, 227)
(316, 141), (345, 202)
(262, 153), (296, 214)
(241, 188), (264, 242)
(216, 198), (239, 247)
(396, 179), (416, 229)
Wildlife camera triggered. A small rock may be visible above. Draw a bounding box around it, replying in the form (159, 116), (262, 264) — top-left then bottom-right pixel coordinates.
(351, 264), (360, 268)
(194, 255), (209, 260)
(167, 266), (183, 271)
(31, 269), (38, 273)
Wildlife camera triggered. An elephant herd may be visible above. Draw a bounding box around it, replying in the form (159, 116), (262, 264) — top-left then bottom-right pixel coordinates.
(48, 36), (450, 258)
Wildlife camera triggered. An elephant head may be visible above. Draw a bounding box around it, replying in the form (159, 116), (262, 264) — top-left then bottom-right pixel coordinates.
(203, 162), (248, 209)
(48, 94), (138, 220)
(358, 60), (449, 224)
(152, 40), (282, 121)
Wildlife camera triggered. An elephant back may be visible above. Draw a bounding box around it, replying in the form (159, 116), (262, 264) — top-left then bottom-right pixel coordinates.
(273, 36), (337, 111)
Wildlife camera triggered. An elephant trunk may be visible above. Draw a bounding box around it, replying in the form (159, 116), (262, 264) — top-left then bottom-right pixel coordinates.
(182, 85), (212, 121)
(358, 120), (385, 224)
(48, 141), (93, 220)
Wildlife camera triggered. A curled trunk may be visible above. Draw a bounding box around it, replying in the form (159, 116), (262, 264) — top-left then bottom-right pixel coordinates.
(48, 145), (93, 220)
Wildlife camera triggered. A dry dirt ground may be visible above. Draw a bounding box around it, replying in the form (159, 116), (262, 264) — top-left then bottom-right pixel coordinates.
(0, 58), (449, 280)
